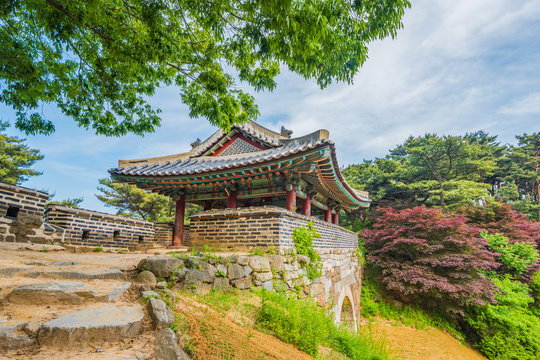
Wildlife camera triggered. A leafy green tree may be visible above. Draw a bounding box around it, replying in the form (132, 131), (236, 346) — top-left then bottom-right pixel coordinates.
(0, 0), (410, 136)
(96, 178), (172, 221)
(0, 121), (43, 184)
(46, 193), (84, 208)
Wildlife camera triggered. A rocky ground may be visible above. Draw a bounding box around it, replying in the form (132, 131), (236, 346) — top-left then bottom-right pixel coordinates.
(0, 243), (186, 360)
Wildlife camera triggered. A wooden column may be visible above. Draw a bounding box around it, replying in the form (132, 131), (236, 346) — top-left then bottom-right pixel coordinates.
(227, 190), (238, 209)
(173, 194), (185, 246)
(333, 211), (339, 225)
(302, 193), (312, 216)
(286, 186), (296, 211)
(324, 207), (332, 222)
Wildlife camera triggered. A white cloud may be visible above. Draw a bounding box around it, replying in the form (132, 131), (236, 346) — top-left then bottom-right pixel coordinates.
(499, 93), (540, 116)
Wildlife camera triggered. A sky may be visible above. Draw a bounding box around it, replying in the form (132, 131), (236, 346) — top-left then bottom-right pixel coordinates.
(3, 0), (540, 213)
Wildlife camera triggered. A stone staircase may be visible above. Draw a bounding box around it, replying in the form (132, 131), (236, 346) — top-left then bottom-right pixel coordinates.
(0, 258), (153, 359)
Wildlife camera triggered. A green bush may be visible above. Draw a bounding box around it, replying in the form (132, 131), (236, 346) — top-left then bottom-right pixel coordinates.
(481, 232), (539, 276)
(292, 221), (322, 280)
(257, 289), (388, 359)
(466, 276), (540, 360)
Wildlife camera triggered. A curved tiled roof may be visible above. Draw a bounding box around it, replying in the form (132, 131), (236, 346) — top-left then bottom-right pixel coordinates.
(110, 137), (329, 177)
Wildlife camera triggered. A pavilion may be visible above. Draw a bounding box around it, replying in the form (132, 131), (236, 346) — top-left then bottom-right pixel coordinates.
(109, 121), (370, 246)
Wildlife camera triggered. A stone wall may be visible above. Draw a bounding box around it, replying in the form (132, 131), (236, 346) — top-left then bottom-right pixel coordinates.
(188, 206), (358, 251)
(154, 222), (174, 247)
(139, 248), (362, 330)
(0, 182), (62, 243)
(45, 205), (155, 249)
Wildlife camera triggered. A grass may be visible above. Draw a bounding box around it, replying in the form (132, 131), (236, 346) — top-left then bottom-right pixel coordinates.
(257, 289), (389, 359)
(361, 278), (464, 341)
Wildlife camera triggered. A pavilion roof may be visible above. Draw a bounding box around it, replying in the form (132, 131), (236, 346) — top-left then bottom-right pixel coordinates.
(110, 121), (370, 207)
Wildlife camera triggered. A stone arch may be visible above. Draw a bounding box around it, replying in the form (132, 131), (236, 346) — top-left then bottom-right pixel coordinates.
(334, 286), (357, 331)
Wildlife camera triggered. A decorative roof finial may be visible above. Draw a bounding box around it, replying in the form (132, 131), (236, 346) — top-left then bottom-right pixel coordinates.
(190, 138), (201, 148)
(280, 126), (293, 138)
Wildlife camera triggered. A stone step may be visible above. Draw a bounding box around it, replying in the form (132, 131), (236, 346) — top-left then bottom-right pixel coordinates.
(6, 281), (132, 305)
(24, 268), (125, 280)
(0, 322), (35, 351)
(37, 304), (144, 347)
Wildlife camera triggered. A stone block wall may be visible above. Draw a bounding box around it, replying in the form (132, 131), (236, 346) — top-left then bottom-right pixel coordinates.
(188, 206), (357, 250)
(0, 182), (59, 243)
(140, 248), (362, 330)
(154, 222), (174, 247)
(45, 205), (155, 249)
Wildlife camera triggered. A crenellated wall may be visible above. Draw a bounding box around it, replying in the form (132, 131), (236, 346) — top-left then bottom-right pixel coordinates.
(188, 206), (358, 251)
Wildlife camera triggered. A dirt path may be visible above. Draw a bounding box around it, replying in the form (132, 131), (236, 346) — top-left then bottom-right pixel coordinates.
(369, 323), (487, 360)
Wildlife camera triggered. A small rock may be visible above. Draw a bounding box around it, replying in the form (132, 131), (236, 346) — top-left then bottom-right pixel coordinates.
(243, 266), (253, 277)
(51, 261), (77, 266)
(213, 277), (230, 290)
(261, 281), (273, 291)
(134, 271), (157, 287)
(154, 328), (190, 360)
(297, 255), (310, 265)
(232, 276), (252, 290)
(137, 257), (184, 278)
(24, 260), (48, 266)
(157, 281), (167, 289)
(136, 352), (150, 360)
(227, 264), (244, 280)
(249, 256), (270, 272)
(96, 347), (103, 352)
(0, 323), (34, 350)
(147, 298), (174, 329)
(237, 256), (249, 266)
(141, 290), (160, 299)
(216, 264), (227, 276)
(184, 269), (212, 283)
(140, 284), (152, 291)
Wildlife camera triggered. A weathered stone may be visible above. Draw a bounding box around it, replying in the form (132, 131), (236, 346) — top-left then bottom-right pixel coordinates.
(231, 276), (252, 290)
(184, 269), (212, 283)
(243, 265), (253, 277)
(227, 264), (244, 280)
(0, 323), (35, 350)
(0, 267), (34, 278)
(25, 268), (125, 280)
(248, 256), (270, 272)
(157, 281), (167, 289)
(261, 281), (273, 291)
(253, 272), (273, 282)
(225, 255), (237, 264)
(23, 322), (41, 338)
(137, 257), (184, 278)
(297, 255), (310, 265)
(24, 260), (48, 266)
(154, 328), (190, 360)
(51, 261), (78, 266)
(37, 305), (144, 347)
(134, 271), (157, 287)
(6, 281), (131, 304)
(237, 255), (249, 266)
(147, 298), (174, 329)
(213, 277), (230, 290)
(141, 290), (160, 299)
(216, 264), (227, 276)
(268, 255), (285, 272)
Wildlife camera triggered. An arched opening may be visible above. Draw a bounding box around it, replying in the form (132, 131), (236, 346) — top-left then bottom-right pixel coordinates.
(340, 296), (355, 330)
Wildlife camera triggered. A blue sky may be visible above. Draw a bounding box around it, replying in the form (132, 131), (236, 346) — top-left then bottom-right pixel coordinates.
(3, 0), (540, 213)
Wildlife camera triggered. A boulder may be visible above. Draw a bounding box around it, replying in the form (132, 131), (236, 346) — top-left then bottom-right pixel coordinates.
(184, 269), (212, 284)
(213, 277), (230, 290)
(134, 271), (157, 287)
(154, 328), (190, 360)
(0, 323), (35, 350)
(137, 257), (184, 278)
(253, 272), (273, 282)
(37, 305), (144, 347)
(268, 255), (285, 272)
(232, 276), (252, 290)
(147, 298), (174, 329)
(248, 256), (271, 272)
(227, 264), (244, 280)
(297, 255), (310, 265)
(237, 256), (249, 266)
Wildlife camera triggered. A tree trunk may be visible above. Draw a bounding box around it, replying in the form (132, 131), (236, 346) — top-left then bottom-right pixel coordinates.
(439, 183), (446, 213)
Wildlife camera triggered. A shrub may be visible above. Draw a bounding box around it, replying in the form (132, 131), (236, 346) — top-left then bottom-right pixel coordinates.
(257, 289), (388, 359)
(362, 207), (497, 316)
(465, 276), (540, 360)
(481, 232), (539, 277)
(292, 221), (322, 280)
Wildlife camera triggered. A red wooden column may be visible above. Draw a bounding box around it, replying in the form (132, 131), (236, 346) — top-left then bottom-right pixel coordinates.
(286, 186), (296, 211)
(173, 194), (186, 246)
(302, 193), (312, 216)
(333, 211), (339, 225)
(227, 190), (238, 209)
(324, 207), (332, 222)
